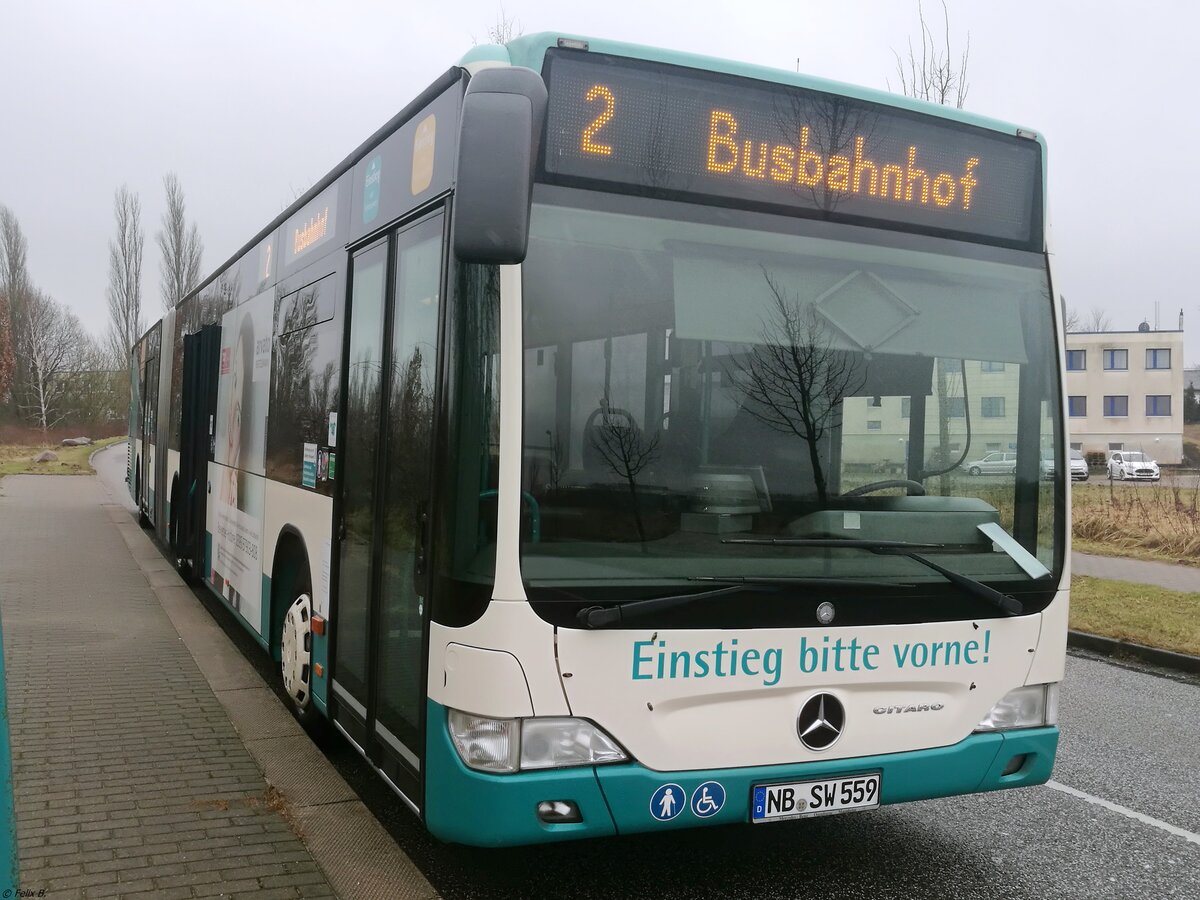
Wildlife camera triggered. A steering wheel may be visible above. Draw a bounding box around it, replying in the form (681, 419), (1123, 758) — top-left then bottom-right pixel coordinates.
(843, 479), (926, 497)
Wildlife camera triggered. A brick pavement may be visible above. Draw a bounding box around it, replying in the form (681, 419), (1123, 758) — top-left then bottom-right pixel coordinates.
(0, 474), (337, 899)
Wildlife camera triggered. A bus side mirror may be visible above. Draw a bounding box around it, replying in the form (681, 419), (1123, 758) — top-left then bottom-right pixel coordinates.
(453, 67), (548, 264)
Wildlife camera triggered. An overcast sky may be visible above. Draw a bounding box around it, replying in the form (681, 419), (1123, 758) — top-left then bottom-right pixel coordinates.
(3, 0), (1197, 365)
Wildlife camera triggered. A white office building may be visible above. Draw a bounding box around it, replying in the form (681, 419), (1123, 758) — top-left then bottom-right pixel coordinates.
(1064, 321), (1185, 464)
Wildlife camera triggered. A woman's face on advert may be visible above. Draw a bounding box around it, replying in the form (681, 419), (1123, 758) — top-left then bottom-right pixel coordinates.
(227, 334), (244, 467)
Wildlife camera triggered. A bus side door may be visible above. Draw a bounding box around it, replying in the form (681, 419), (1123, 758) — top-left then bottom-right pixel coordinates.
(332, 210), (445, 808)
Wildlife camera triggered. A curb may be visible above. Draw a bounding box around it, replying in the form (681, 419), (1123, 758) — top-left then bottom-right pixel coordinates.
(1068, 630), (1200, 675)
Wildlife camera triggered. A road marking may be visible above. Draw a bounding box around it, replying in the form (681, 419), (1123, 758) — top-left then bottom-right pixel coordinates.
(1046, 780), (1200, 847)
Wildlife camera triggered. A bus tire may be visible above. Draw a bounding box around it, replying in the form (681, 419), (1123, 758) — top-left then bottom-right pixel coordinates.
(281, 589), (323, 732)
(171, 478), (196, 582)
(136, 458), (151, 528)
(168, 486), (177, 551)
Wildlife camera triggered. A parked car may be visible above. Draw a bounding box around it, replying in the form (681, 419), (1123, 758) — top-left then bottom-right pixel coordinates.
(1040, 450), (1056, 480)
(1107, 450), (1160, 481)
(1069, 449), (1089, 481)
(964, 451), (1017, 476)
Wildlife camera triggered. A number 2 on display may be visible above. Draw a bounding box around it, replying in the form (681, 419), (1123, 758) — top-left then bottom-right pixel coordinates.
(581, 84), (615, 156)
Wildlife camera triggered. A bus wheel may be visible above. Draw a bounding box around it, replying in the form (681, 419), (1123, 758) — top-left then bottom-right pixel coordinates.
(135, 460), (150, 528)
(281, 592), (319, 727)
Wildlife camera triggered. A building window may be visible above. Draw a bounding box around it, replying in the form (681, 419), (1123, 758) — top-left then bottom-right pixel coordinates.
(944, 397), (966, 417)
(1108, 442), (1123, 452)
(900, 397), (911, 418)
(1066, 349), (1086, 371)
(980, 396), (1005, 417)
(1146, 348), (1171, 370)
(980, 361), (1005, 373)
(1068, 395), (1087, 417)
(867, 420), (882, 431)
(1103, 395), (1128, 417)
(986, 442), (1001, 451)
(867, 396), (882, 407)
(1103, 349), (1128, 370)
(1146, 395), (1172, 416)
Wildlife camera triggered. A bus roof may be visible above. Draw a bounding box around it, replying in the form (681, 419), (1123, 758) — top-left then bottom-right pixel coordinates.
(462, 32), (1043, 144)
(154, 31), (1045, 342)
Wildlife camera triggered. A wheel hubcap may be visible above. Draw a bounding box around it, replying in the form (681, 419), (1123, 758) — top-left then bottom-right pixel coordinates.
(282, 593), (312, 709)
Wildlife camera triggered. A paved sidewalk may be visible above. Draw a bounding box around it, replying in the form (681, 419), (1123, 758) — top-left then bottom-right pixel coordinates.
(1072, 551), (1199, 593)
(0, 467), (438, 900)
(85, 444), (439, 900)
(0, 474), (338, 898)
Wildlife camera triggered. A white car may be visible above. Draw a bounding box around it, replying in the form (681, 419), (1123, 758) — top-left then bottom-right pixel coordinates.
(964, 451), (1017, 476)
(1040, 451), (1056, 480)
(1069, 449), (1089, 482)
(1107, 450), (1160, 481)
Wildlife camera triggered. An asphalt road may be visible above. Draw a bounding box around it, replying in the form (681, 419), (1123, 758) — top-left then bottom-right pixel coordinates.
(92, 438), (137, 513)
(94, 443), (1200, 899)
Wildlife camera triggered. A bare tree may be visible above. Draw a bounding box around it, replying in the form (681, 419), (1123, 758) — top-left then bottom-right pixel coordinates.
(588, 400), (660, 544)
(929, 357), (964, 494)
(106, 186), (144, 366)
(156, 172), (203, 312)
(60, 339), (127, 428)
(16, 289), (88, 432)
(729, 271), (865, 503)
(1061, 295), (1081, 332)
(0, 205), (32, 405)
(889, 0), (970, 109)
(473, 4), (521, 44)
(887, 5), (970, 492)
(1084, 308), (1112, 332)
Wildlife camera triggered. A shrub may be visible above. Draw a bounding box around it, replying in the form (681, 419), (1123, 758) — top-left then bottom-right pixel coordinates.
(1073, 480), (1200, 564)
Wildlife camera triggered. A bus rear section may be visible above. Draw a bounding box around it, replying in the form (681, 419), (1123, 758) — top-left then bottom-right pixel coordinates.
(421, 37), (1066, 846)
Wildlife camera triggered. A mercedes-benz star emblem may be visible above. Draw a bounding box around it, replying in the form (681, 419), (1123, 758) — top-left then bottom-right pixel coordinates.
(816, 601), (836, 625)
(797, 693), (845, 751)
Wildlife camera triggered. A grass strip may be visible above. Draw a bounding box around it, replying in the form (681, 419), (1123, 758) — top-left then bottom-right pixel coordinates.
(0, 435), (126, 477)
(1070, 575), (1200, 657)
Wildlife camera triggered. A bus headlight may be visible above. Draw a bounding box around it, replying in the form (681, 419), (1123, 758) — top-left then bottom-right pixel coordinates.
(520, 718), (627, 770)
(448, 710), (627, 774)
(975, 683), (1059, 732)
(448, 710), (520, 773)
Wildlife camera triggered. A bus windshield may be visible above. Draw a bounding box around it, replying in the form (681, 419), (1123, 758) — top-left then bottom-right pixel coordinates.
(519, 187), (1061, 620)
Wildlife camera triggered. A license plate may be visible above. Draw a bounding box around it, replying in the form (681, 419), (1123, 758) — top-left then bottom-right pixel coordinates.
(751, 773), (880, 823)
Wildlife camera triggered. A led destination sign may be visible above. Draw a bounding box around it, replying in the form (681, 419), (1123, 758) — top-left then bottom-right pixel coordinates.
(542, 51), (1042, 247)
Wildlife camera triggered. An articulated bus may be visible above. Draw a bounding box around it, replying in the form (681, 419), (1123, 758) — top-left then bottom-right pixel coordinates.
(130, 33), (1067, 846)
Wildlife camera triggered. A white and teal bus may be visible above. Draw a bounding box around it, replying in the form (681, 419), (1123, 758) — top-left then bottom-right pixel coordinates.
(130, 33), (1067, 846)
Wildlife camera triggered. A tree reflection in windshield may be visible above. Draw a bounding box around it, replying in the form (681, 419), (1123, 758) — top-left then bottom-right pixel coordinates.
(729, 268), (865, 503)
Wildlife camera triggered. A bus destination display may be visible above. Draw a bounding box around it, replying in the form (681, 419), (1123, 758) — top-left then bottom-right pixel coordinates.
(542, 50), (1041, 247)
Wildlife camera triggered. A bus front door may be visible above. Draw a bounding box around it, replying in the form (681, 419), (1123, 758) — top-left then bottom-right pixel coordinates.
(333, 212), (444, 810)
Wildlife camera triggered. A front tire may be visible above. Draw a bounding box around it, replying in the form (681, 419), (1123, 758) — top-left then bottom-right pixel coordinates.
(969, 466), (981, 476)
(281, 592), (321, 728)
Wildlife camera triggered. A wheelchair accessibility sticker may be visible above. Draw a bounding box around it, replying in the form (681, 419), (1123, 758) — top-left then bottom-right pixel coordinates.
(690, 781), (726, 818)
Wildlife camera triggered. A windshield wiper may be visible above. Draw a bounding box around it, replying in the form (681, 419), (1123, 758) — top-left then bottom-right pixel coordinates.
(723, 538), (944, 550)
(722, 537), (1023, 616)
(576, 575), (899, 629)
(577, 582), (780, 629)
(687, 575), (903, 588)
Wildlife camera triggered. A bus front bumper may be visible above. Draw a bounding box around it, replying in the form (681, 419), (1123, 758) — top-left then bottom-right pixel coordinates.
(424, 701), (1058, 847)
